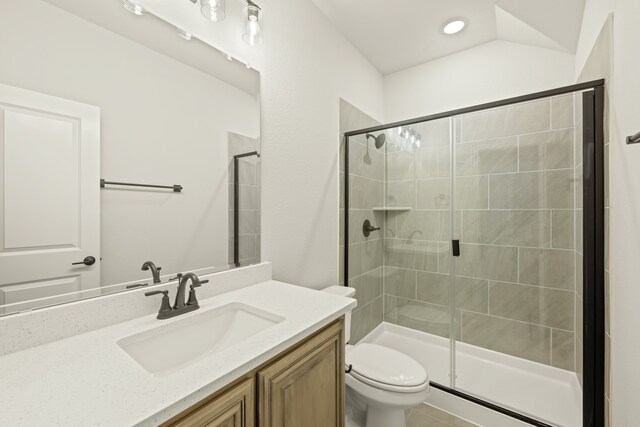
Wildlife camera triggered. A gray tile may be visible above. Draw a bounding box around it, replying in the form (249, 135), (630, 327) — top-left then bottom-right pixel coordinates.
(351, 268), (383, 306)
(518, 129), (574, 171)
(339, 98), (379, 136)
(363, 238), (383, 272)
(462, 210), (550, 248)
(350, 176), (382, 209)
(394, 298), (455, 338)
(362, 145), (385, 181)
(386, 181), (415, 208)
(552, 329), (575, 371)
(237, 210), (259, 236)
(396, 210), (450, 241)
(460, 99), (551, 142)
(551, 210), (574, 249)
(457, 244), (518, 282)
(417, 178), (450, 209)
(348, 140), (364, 177)
(348, 243), (364, 280)
(350, 304), (371, 344)
(518, 248), (575, 289)
(384, 267), (417, 299)
(384, 295), (398, 323)
(489, 282), (574, 330)
(489, 172), (544, 209)
(412, 404), (479, 426)
(489, 170), (573, 209)
(238, 235), (256, 260)
(461, 312), (551, 365)
(456, 176), (489, 209)
(545, 170), (575, 209)
(417, 272), (488, 314)
(415, 147), (440, 179)
(371, 296), (384, 328)
(385, 240), (440, 272)
(387, 151), (415, 181)
(551, 94), (574, 130)
(456, 137), (518, 176)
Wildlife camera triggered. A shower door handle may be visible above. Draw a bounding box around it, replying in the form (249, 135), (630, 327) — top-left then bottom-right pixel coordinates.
(452, 240), (461, 257)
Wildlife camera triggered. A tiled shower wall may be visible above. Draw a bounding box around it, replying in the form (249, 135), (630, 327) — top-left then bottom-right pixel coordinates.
(383, 97), (580, 371)
(339, 99), (385, 343)
(228, 132), (261, 266)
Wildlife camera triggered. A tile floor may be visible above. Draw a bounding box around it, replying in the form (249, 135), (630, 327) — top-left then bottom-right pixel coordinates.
(406, 404), (478, 427)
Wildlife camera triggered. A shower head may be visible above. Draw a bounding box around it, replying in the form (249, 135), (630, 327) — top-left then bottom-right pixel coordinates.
(366, 133), (386, 149)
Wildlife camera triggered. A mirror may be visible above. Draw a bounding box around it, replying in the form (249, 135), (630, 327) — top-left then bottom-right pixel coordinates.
(0, 0), (261, 316)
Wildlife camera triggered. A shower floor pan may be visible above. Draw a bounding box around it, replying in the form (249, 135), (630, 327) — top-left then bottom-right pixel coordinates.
(360, 322), (581, 427)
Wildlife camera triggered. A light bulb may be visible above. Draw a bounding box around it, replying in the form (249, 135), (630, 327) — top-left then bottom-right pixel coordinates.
(202, 0), (226, 22)
(123, 0), (145, 15)
(242, 4), (263, 46)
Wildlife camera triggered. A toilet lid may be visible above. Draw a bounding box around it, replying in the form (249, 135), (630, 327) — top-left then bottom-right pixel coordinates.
(346, 343), (428, 388)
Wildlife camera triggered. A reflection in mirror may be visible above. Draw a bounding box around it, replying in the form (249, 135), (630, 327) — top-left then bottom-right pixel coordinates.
(0, 0), (260, 316)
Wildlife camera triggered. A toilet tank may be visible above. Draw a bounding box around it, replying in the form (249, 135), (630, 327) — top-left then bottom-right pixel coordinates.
(322, 285), (356, 343)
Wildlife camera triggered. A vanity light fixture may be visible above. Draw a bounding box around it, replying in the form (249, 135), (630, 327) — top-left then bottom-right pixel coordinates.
(123, 0), (145, 16)
(242, 1), (263, 46)
(201, 0), (226, 22)
(443, 19), (466, 35)
(177, 28), (193, 40)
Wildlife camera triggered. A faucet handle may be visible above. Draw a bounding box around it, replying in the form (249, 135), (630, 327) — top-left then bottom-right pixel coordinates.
(145, 290), (168, 297)
(169, 273), (183, 282)
(145, 290), (173, 319)
(191, 279), (208, 289)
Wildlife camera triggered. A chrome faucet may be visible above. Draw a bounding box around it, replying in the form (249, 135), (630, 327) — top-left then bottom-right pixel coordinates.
(145, 272), (209, 320)
(141, 261), (162, 284)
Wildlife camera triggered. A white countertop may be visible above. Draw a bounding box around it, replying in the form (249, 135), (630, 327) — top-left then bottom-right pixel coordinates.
(0, 281), (356, 426)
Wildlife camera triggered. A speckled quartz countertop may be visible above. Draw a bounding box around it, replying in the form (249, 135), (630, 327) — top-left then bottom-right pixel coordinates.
(0, 281), (356, 426)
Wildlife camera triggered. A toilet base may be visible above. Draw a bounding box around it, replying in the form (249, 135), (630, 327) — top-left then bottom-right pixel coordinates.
(366, 406), (406, 427)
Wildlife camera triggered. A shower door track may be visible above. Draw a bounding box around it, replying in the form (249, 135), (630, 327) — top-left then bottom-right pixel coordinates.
(343, 79), (606, 427)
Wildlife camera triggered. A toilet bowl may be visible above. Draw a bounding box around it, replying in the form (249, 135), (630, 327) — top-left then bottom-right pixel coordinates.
(322, 286), (430, 427)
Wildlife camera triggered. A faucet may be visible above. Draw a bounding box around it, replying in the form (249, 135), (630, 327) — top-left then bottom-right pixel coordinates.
(141, 261), (162, 284)
(145, 272), (209, 320)
(173, 273), (203, 310)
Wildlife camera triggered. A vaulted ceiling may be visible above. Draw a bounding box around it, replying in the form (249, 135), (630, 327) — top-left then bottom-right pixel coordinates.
(312, 0), (586, 75)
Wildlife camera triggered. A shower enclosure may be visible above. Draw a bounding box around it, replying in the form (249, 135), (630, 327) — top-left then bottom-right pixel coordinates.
(342, 81), (605, 427)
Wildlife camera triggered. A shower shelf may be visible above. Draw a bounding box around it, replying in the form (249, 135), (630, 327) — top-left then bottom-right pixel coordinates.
(372, 207), (412, 212)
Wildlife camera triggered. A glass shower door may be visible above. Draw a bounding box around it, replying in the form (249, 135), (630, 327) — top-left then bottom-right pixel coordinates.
(451, 93), (584, 426)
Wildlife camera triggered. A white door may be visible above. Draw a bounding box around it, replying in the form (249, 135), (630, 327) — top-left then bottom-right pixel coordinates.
(0, 84), (100, 312)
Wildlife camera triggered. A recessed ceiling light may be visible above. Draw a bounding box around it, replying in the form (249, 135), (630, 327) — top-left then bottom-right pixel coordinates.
(443, 20), (466, 35)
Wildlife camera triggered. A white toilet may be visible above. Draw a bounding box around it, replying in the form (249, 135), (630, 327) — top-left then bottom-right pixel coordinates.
(323, 286), (430, 427)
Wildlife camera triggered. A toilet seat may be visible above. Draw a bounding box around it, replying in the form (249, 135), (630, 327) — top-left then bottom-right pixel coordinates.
(346, 343), (429, 393)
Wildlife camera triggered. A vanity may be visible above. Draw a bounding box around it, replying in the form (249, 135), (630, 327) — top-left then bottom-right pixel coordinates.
(0, 265), (356, 426)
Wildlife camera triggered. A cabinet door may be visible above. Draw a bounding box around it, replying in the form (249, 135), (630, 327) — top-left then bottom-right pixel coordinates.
(257, 319), (345, 427)
(171, 378), (254, 427)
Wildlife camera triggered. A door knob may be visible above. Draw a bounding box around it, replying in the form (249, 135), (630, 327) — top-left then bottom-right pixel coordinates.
(72, 256), (96, 266)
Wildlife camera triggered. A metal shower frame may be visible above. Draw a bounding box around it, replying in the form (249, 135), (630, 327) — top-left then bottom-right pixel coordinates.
(343, 79), (606, 427)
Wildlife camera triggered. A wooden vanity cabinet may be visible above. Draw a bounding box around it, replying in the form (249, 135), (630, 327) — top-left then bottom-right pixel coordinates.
(163, 318), (345, 427)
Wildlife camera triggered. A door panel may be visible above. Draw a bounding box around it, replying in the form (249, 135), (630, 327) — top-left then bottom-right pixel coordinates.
(257, 319), (344, 427)
(170, 378), (254, 427)
(0, 84), (100, 306)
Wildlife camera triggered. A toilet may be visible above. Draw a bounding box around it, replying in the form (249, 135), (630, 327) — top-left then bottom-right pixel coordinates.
(323, 286), (430, 427)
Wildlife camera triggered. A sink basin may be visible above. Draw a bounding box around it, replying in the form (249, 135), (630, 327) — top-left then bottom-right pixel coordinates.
(117, 303), (284, 375)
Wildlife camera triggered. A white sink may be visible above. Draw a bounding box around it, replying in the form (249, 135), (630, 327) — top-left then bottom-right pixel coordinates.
(117, 303), (284, 375)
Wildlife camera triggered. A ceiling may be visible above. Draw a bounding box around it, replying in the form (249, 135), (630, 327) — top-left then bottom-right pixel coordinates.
(42, 0), (260, 97)
(312, 0), (586, 75)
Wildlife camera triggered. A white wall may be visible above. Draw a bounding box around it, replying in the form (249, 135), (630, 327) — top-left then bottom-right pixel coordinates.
(610, 0), (640, 424)
(0, 0), (259, 285)
(383, 40), (576, 122)
(259, 0), (385, 288)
